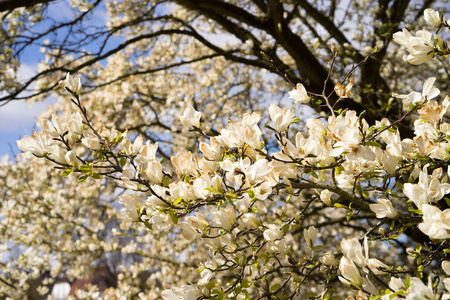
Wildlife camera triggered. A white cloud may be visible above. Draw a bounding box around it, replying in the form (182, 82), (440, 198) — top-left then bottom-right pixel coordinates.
(0, 98), (54, 133)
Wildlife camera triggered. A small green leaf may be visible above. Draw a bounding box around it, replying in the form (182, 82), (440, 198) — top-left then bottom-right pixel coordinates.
(162, 176), (170, 187)
(364, 141), (383, 148)
(270, 283), (280, 292)
(170, 212), (178, 225)
(291, 117), (301, 124)
(77, 174), (88, 182)
(346, 211), (352, 221)
(113, 134), (122, 143)
(205, 187), (221, 194)
(388, 128), (397, 133)
(92, 173), (102, 179)
(241, 279), (252, 288)
(120, 157), (127, 167)
(173, 197), (183, 206)
(143, 221), (152, 230)
(79, 164), (92, 174)
(205, 282), (219, 289)
(61, 169), (73, 177)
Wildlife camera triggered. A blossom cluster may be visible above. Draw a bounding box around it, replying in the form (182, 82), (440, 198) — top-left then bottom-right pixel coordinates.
(12, 7), (450, 300)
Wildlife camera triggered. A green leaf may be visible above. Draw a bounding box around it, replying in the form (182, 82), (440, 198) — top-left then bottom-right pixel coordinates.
(291, 117), (301, 124)
(162, 176), (170, 187)
(241, 279), (252, 288)
(346, 211), (352, 221)
(79, 164), (92, 174)
(92, 173), (102, 179)
(205, 282), (219, 290)
(77, 174), (88, 182)
(61, 169), (73, 177)
(388, 128), (397, 133)
(270, 283), (280, 292)
(170, 212), (178, 225)
(248, 206), (258, 213)
(286, 195), (291, 204)
(173, 197), (183, 206)
(120, 157), (127, 167)
(113, 134), (122, 143)
(364, 141), (383, 148)
(143, 221), (152, 230)
(160, 157), (166, 165)
(248, 189), (256, 198)
(205, 187), (220, 194)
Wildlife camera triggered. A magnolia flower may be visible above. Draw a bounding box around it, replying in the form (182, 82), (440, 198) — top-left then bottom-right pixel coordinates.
(419, 204), (450, 239)
(140, 161), (163, 184)
(254, 181), (272, 200)
(396, 29), (436, 65)
(118, 194), (146, 222)
(393, 77), (440, 109)
(41, 114), (64, 138)
(339, 257), (363, 288)
(341, 238), (367, 268)
(161, 285), (201, 300)
(424, 8), (442, 27)
(367, 258), (391, 275)
(17, 130), (49, 157)
(304, 226), (318, 248)
(178, 222), (200, 240)
(392, 28), (412, 47)
(320, 189), (332, 206)
(240, 213), (260, 229)
(59, 72), (82, 94)
(407, 277), (435, 300)
(198, 269), (213, 286)
(187, 213), (210, 231)
(319, 253), (339, 266)
(369, 198), (397, 219)
(442, 261), (450, 275)
(269, 104), (294, 132)
(418, 100), (446, 124)
(403, 165), (450, 210)
(334, 77), (354, 98)
(171, 151), (198, 177)
(122, 135), (143, 156)
(151, 212), (172, 231)
(211, 206), (236, 231)
(288, 83), (310, 103)
(180, 106), (201, 128)
(263, 224), (283, 241)
(244, 158), (272, 186)
(199, 137), (221, 161)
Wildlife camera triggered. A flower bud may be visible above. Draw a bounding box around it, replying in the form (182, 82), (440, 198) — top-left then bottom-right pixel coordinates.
(304, 226), (318, 248)
(180, 107), (201, 128)
(320, 189), (332, 206)
(424, 8), (442, 27)
(320, 252), (339, 266)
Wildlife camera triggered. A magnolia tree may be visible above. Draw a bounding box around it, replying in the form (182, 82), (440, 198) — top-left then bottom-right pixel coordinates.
(1, 0), (450, 299)
(7, 6), (450, 300)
